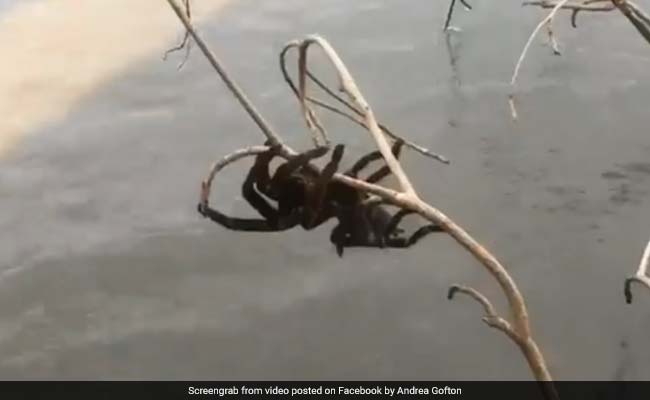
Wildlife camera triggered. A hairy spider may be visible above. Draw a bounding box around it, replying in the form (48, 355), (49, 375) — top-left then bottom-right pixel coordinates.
(197, 142), (443, 256)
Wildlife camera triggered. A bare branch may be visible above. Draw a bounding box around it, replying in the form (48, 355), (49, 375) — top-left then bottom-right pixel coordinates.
(279, 43), (450, 164)
(448, 285), (521, 343)
(625, 237), (650, 304)
(512, 0), (571, 88)
(163, 0), (193, 70)
(165, 0), (283, 147)
(613, 0), (650, 45)
(294, 35), (417, 196)
(200, 145), (270, 209)
(523, 0), (614, 12)
(448, 284), (499, 318)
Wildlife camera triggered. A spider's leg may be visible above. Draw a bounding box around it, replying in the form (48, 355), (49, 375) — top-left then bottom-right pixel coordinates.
(383, 206), (445, 246)
(344, 140), (404, 180)
(329, 222), (347, 257)
(330, 233), (386, 251)
(383, 208), (415, 238)
(252, 150), (278, 200)
(406, 224), (444, 246)
(365, 139), (404, 183)
(197, 203), (298, 232)
(344, 150), (382, 178)
(196, 162), (301, 232)
(382, 223), (444, 248)
(304, 144), (344, 228)
(270, 146), (329, 192)
(242, 159), (282, 225)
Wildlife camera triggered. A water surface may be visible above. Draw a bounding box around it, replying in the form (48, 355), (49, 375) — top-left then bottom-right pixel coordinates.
(1, 0), (650, 380)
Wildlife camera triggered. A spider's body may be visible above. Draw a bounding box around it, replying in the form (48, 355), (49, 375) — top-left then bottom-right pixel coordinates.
(198, 142), (443, 256)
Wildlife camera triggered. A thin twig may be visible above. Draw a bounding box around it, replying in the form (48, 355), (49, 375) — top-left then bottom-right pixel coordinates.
(447, 284), (558, 400)
(512, 0), (571, 87)
(163, 0), (193, 70)
(295, 35), (417, 196)
(523, 0), (650, 44)
(279, 43), (450, 164)
(509, 0), (571, 119)
(523, 0), (615, 29)
(200, 146), (270, 209)
(613, 0), (650, 45)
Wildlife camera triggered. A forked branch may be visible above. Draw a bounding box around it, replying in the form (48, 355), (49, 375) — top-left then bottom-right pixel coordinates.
(278, 43), (450, 164)
(511, 0), (650, 119)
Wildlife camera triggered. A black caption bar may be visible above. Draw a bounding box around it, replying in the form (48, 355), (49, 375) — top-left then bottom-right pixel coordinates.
(2, 381), (650, 399)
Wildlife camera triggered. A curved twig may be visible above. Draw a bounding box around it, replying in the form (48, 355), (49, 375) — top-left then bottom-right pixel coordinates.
(165, 0), (283, 147)
(200, 145), (270, 208)
(447, 284), (558, 400)
(624, 237), (650, 304)
(512, 0), (571, 88)
(295, 35), (416, 196)
(163, 0), (193, 70)
(448, 285), (522, 344)
(279, 43), (450, 164)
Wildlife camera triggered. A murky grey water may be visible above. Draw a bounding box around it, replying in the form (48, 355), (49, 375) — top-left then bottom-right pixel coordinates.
(1, 0), (650, 380)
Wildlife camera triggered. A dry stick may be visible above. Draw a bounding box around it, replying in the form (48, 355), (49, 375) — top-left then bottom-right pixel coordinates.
(279, 43), (450, 165)
(163, 0), (193, 70)
(524, 0), (614, 10)
(523, 0), (615, 29)
(202, 146), (271, 203)
(447, 285), (558, 400)
(166, 0), (379, 205)
(629, 1), (650, 26)
(624, 238), (650, 304)
(512, 0), (571, 85)
(165, 1), (556, 393)
(295, 35), (417, 196)
(509, 0), (571, 120)
(292, 40), (331, 148)
(294, 38), (554, 379)
(515, 0), (649, 120)
(165, 0), (283, 147)
(613, 0), (650, 44)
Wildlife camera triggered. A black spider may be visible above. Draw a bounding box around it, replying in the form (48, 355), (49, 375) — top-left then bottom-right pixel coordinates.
(197, 142), (443, 256)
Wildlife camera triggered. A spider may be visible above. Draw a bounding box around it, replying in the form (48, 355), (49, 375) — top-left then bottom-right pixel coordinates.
(197, 141), (443, 256)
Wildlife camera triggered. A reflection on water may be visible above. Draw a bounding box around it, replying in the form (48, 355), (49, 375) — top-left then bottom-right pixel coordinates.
(1, 0), (650, 381)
